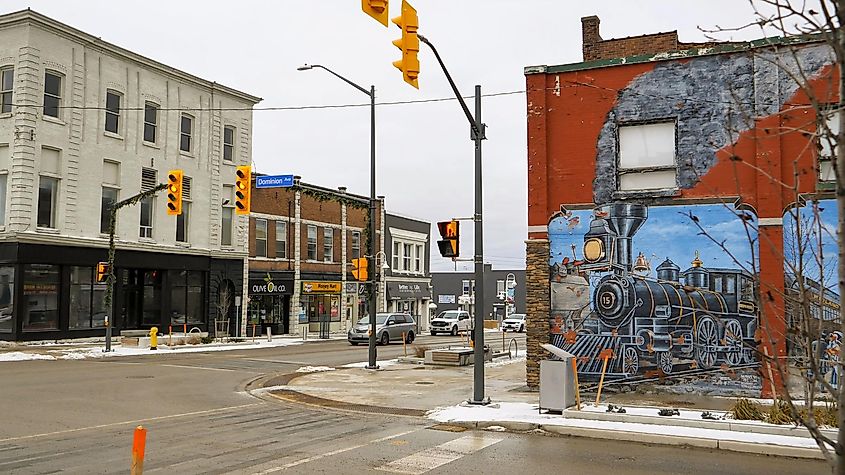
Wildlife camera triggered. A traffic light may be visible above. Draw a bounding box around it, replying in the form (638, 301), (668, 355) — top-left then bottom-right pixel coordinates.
(391, 0), (419, 89)
(362, 0), (388, 26)
(96, 261), (109, 283)
(235, 165), (251, 215)
(351, 257), (369, 282)
(166, 170), (183, 216)
(437, 220), (459, 258)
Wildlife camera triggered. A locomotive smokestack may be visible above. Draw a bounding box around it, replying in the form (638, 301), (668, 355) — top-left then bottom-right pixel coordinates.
(602, 203), (648, 272)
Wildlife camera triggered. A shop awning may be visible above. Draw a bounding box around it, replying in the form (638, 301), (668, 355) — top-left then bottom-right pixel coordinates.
(386, 281), (429, 300)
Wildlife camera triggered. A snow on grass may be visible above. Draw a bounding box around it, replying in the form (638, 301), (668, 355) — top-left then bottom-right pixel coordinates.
(427, 401), (822, 449)
(295, 366), (336, 373)
(0, 351), (56, 362)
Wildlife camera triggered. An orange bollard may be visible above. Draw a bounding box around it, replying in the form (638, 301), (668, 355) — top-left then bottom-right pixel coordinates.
(168, 325), (172, 347)
(402, 332), (407, 357)
(252, 323), (256, 342)
(131, 425), (147, 475)
(183, 323), (187, 336)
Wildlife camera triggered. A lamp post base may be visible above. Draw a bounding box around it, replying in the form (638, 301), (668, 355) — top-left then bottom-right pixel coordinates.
(365, 364), (380, 370)
(467, 397), (491, 406)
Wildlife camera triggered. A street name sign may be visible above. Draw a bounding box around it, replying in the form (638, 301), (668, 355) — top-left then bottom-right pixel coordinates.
(255, 175), (294, 188)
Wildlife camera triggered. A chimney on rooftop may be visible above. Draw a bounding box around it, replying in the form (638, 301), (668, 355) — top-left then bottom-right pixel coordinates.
(581, 16), (602, 61)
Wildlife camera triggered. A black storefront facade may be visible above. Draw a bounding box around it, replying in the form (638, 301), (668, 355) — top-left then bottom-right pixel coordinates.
(0, 242), (243, 341)
(247, 271), (293, 335)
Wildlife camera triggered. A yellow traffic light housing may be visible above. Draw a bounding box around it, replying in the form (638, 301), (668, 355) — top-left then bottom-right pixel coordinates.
(235, 166), (251, 215)
(436, 220), (459, 258)
(166, 170), (183, 216)
(362, 0), (389, 26)
(391, 0), (419, 89)
(351, 257), (369, 282)
(96, 261), (109, 283)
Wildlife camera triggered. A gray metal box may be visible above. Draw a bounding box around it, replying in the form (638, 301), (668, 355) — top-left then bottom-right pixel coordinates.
(539, 358), (576, 413)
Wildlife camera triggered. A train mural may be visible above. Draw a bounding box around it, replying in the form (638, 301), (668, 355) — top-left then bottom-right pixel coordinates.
(549, 202), (761, 382)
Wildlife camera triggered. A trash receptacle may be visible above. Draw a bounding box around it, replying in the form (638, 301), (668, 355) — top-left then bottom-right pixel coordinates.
(539, 344), (577, 413)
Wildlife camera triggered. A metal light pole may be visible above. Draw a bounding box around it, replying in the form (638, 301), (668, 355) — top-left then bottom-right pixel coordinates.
(418, 35), (488, 404)
(297, 64), (379, 369)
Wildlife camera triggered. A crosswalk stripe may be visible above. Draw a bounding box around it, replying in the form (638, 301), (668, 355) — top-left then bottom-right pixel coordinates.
(375, 434), (503, 474)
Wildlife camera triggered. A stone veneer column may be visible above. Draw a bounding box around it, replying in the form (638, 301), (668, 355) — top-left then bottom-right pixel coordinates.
(525, 239), (551, 389)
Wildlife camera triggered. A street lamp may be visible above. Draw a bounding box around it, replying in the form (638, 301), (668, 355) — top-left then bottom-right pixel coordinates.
(298, 63), (379, 369)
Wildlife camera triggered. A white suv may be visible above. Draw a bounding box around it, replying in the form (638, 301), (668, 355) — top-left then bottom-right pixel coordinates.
(430, 310), (472, 336)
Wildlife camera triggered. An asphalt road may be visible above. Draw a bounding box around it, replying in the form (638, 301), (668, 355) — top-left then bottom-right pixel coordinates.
(0, 333), (828, 474)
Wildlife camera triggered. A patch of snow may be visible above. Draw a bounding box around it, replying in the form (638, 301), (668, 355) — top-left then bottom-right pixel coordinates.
(295, 366), (336, 373)
(342, 359), (400, 369)
(484, 425), (508, 432)
(487, 356), (526, 368)
(0, 352), (56, 362)
(427, 402), (822, 450)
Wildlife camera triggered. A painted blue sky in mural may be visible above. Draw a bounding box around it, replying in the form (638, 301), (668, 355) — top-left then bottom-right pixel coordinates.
(549, 203), (758, 276)
(784, 198), (839, 285)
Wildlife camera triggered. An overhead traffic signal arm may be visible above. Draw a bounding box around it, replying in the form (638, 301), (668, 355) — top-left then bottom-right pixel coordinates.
(436, 220), (459, 258)
(235, 166), (251, 215)
(166, 170), (183, 216)
(391, 0), (419, 89)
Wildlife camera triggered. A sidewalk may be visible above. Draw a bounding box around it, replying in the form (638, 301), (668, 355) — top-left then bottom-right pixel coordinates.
(263, 353), (830, 461)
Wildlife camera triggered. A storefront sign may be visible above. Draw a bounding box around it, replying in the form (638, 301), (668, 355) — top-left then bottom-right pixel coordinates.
(438, 294), (456, 304)
(301, 281), (342, 294)
(345, 282), (358, 294)
(386, 282), (428, 299)
(249, 277), (294, 295)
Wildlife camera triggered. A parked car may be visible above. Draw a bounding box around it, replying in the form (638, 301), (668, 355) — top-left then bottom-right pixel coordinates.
(348, 313), (416, 346)
(430, 310), (472, 336)
(501, 313), (526, 332)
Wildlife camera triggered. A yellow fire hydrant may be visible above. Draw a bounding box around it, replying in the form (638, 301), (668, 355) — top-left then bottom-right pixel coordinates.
(150, 327), (158, 351)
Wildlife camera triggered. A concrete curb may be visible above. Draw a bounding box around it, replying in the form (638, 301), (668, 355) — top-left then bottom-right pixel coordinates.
(448, 420), (824, 459)
(564, 409), (837, 440)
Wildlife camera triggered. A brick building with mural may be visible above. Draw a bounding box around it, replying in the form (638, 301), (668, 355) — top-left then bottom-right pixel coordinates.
(524, 16), (839, 396)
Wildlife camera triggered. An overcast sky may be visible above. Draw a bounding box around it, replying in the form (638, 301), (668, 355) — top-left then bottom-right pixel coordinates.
(6, 1), (767, 272)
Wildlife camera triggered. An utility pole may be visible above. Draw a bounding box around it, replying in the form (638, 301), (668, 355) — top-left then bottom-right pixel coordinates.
(419, 34), (489, 404)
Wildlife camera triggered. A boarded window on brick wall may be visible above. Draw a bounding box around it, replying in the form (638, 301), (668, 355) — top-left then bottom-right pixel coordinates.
(618, 122), (676, 191)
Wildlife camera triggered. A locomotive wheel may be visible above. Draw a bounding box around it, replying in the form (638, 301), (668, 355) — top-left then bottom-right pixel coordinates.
(622, 347), (639, 376)
(695, 317), (719, 370)
(656, 351), (673, 374)
(723, 320), (743, 366)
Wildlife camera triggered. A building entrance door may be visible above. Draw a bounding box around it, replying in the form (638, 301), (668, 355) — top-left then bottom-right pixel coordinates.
(120, 269), (162, 330)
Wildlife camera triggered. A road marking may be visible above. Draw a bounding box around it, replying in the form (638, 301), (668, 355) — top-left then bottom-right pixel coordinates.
(245, 358), (311, 365)
(0, 403), (262, 444)
(252, 429), (418, 474)
(161, 364), (239, 372)
(375, 434), (503, 474)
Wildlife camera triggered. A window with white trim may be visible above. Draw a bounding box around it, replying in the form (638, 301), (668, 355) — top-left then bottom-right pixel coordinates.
(176, 176), (191, 243)
(415, 244), (423, 272)
(180, 114), (193, 153)
(255, 218), (267, 257)
(618, 122), (676, 191)
(323, 227), (334, 262)
(307, 225), (317, 260)
(351, 231), (360, 259)
(0, 67), (13, 114)
(223, 126), (235, 162)
(37, 176), (58, 228)
(43, 71), (62, 119)
(139, 168), (156, 238)
(275, 221), (287, 259)
(143, 102), (158, 144)
(105, 90), (121, 134)
(221, 185), (234, 246)
(819, 108), (840, 182)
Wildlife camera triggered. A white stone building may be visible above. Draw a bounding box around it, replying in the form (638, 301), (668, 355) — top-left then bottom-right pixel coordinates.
(0, 9), (260, 340)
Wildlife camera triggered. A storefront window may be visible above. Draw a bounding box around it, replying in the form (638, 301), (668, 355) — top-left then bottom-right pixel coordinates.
(142, 270), (161, 326)
(303, 294), (341, 323)
(23, 264), (59, 331)
(69, 266), (93, 328)
(0, 266), (14, 332)
(171, 270), (204, 325)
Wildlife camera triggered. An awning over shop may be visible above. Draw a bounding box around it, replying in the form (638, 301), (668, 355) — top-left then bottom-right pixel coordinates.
(386, 281), (429, 300)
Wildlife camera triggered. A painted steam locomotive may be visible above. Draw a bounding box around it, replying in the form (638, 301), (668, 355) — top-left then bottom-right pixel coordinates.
(555, 203), (758, 378)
